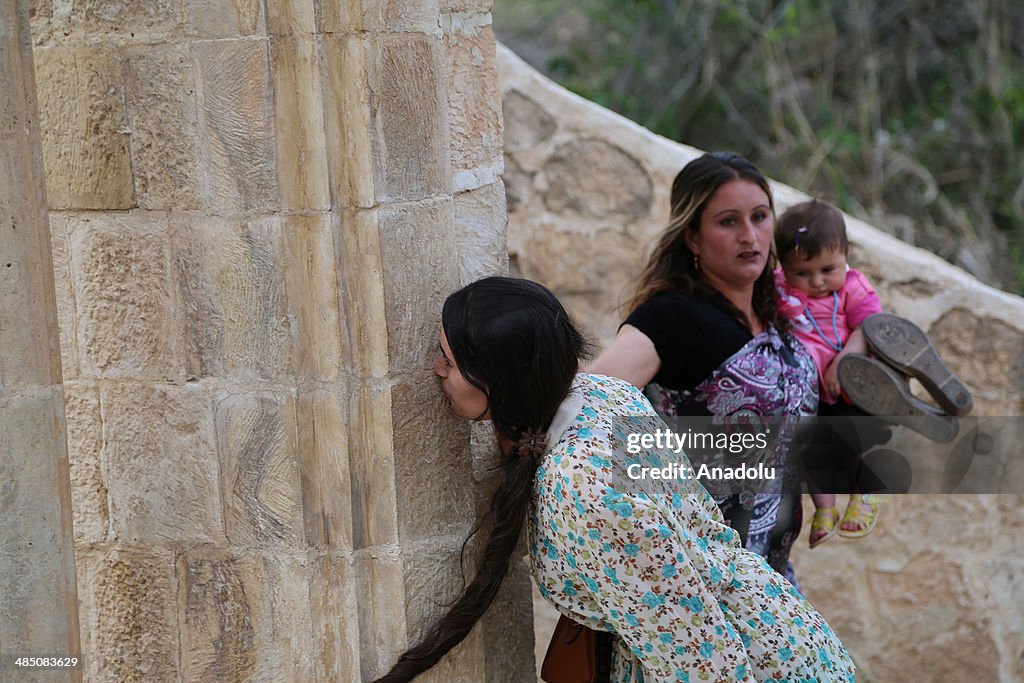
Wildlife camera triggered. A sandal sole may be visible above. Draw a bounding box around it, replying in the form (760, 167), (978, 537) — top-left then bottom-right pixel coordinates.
(838, 355), (959, 443)
(809, 526), (838, 548)
(809, 531), (836, 548)
(837, 519), (878, 539)
(861, 313), (973, 416)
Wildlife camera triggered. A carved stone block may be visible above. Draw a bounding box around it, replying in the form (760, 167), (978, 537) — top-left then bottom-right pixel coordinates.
(35, 47), (133, 210)
(123, 45), (202, 210)
(67, 213), (182, 380)
(271, 37), (329, 210)
(296, 390), (353, 549)
(171, 215), (291, 381)
(214, 390), (303, 548)
(444, 15), (502, 192)
(77, 548), (179, 682)
(370, 35), (451, 202)
(453, 181), (507, 284)
(391, 376), (473, 542)
(100, 382), (224, 543)
(193, 39), (279, 212)
(282, 214), (344, 382)
(64, 383), (107, 545)
(377, 198), (459, 375)
(186, 0), (264, 38)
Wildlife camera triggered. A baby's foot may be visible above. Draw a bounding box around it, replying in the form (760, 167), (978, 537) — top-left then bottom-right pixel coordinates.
(837, 494), (881, 538)
(809, 506), (839, 548)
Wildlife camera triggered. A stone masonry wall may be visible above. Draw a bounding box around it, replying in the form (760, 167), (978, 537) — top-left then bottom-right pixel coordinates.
(498, 45), (1024, 682)
(27, 1), (531, 680)
(1, 1), (82, 678)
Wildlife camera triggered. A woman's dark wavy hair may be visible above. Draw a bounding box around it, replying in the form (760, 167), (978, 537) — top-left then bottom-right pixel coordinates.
(626, 151), (787, 331)
(374, 276), (591, 682)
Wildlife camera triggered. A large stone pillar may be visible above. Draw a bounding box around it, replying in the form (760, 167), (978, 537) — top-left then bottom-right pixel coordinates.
(0, 0), (82, 678)
(320, 1), (525, 678)
(28, 0), (528, 679)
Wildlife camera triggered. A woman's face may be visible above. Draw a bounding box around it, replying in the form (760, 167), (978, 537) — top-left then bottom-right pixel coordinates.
(688, 179), (774, 291)
(433, 330), (490, 420)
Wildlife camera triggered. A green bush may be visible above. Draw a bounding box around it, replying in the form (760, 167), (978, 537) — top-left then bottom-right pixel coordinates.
(496, 0), (1024, 294)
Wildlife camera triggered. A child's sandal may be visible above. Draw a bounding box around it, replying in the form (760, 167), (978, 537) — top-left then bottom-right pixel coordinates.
(837, 494), (881, 539)
(809, 506), (840, 548)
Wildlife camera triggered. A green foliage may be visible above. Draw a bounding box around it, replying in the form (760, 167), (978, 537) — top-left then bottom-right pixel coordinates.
(494, 0), (1024, 295)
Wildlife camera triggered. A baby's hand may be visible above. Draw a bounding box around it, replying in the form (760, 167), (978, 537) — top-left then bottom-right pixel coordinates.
(824, 359), (843, 400)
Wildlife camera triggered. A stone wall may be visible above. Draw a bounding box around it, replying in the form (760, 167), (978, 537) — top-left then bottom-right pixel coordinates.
(1, 1), (81, 678)
(499, 45), (1024, 682)
(25, 1), (532, 680)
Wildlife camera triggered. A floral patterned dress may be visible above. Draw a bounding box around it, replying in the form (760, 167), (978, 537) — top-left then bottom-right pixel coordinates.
(529, 373), (854, 682)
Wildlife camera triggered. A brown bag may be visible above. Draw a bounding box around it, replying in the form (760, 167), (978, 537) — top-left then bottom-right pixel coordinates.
(540, 615), (614, 683)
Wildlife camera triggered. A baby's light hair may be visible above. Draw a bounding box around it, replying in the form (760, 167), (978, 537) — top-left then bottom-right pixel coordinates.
(776, 199), (848, 262)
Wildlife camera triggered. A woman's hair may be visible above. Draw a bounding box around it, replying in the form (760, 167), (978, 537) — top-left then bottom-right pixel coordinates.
(775, 199), (849, 263)
(626, 151), (785, 330)
(375, 276), (591, 682)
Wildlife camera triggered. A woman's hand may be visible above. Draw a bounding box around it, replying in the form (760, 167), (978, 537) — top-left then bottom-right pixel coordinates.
(586, 325), (661, 388)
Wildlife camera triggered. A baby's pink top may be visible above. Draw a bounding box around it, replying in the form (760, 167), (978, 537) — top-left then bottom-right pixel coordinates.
(774, 267), (883, 403)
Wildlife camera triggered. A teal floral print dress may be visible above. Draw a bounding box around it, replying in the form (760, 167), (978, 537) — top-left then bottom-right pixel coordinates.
(529, 373), (855, 682)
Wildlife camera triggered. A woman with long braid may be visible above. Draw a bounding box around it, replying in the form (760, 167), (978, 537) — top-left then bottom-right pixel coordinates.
(375, 276), (854, 682)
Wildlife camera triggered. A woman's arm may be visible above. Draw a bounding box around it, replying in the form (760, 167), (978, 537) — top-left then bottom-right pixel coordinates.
(586, 325), (661, 388)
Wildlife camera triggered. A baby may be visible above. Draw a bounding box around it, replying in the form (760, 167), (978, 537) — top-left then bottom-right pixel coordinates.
(774, 200), (971, 548)
(775, 200), (879, 406)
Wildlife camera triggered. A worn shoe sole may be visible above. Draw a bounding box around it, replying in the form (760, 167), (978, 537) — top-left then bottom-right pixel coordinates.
(861, 313), (973, 416)
(838, 355), (959, 443)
